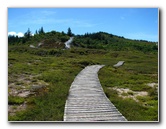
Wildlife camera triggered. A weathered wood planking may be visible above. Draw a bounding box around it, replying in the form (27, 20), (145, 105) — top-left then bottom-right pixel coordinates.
(113, 61), (125, 68)
(64, 65), (127, 122)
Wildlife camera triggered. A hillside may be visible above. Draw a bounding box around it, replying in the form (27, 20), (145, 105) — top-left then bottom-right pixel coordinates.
(8, 30), (69, 49)
(8, 30), (158, 121)
(8, 30), (158, 53)
(72, 32), (158, 52)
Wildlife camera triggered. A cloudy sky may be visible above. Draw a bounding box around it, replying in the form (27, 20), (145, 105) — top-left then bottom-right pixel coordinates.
(8, 8), (158, 42)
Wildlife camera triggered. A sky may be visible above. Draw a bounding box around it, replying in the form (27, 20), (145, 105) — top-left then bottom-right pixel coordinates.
(8, 8), (158, 42)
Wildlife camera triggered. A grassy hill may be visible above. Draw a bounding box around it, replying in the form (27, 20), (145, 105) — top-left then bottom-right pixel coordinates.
(8, 30), (69, 49)
(8, 30), (158, 121)
(73, 31), (158, 52)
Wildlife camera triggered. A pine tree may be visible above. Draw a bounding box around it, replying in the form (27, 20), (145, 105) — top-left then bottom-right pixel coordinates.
(38, 27), (45, 34)
(41, 27), (44, 33)
(67, 27), (73, 37)
(24, 28), (31, 39)
(62, 31), (65, 35)
(35, 30), (38, 35)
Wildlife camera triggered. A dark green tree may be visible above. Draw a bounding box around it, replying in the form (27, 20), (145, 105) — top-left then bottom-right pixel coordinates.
(24, 28), (32, 39)
(67, 27), (73, 37)
(61, 31), (65, 35)
(35, 30), (38, 35)
(8, 35), (19, 44)
(38, 27), (45, 34)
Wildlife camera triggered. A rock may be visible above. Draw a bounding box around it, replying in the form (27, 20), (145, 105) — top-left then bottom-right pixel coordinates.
(38, 42), (44, 47)
(17, 90), (30, 98)
(31, 85), (45, 91)
(147, 83), (158, 88)
(30, 45), (36, 48)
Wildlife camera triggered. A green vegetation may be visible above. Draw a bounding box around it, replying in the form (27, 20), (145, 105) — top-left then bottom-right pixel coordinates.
(73, 32), (158, 53)
(98, 50), (158, 121)
(8, 29), (158, 121)
(8, 96), (25, 105)
(8, 27), (69, 48)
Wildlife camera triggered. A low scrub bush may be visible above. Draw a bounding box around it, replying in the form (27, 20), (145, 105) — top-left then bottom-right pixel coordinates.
(8, 96), (25, 105)
(38, 71), (63, 84)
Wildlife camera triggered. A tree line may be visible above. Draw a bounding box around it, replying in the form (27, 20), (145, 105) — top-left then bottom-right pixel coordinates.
(8, 28), (158, 53)
(8, 27), (74, 44)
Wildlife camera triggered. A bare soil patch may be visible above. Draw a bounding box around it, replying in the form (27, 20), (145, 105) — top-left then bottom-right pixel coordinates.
(8, 74), (48, 116)
(112, 87), (148, 102)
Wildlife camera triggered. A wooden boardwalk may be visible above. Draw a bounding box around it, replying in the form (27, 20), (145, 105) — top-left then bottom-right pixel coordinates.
(64, 65), (127, 122)
(113, 61), (125, 68)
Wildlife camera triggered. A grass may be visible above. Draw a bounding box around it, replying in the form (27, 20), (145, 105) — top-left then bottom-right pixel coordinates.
(98, 51), (158, 121)
(127, 91), (134, 96)
(8, 45), (158, 121)
(8, 96), (25, 105)
(8, 46), (82, 121)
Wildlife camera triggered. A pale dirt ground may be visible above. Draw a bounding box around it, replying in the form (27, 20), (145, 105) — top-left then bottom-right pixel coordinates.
(8, 74), (48, 116)
(111, 82), (158, 103)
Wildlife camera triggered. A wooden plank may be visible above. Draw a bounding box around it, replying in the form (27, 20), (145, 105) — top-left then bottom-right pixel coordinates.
(64, 65), (127, 122)
(113, 61), (125, 68)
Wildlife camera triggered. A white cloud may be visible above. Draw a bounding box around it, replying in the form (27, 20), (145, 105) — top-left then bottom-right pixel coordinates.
(8, 31), (17, 36)
(17, 32), (24, 37)
(8, 31), (24, 37)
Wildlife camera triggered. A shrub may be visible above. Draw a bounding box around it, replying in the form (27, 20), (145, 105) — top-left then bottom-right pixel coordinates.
(148, 87), (158, 100)
(8, 96), (25, 105)
(38, 71), (63, 84)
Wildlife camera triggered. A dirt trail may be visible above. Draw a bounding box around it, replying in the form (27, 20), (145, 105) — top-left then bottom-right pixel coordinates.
(65, 37), (74, 49)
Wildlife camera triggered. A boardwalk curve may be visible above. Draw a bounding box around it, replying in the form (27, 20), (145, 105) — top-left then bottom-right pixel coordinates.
(64, 65), (127, 121)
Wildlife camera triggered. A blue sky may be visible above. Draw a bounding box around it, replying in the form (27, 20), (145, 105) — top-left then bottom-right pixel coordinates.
(8, 8), (158, 42)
